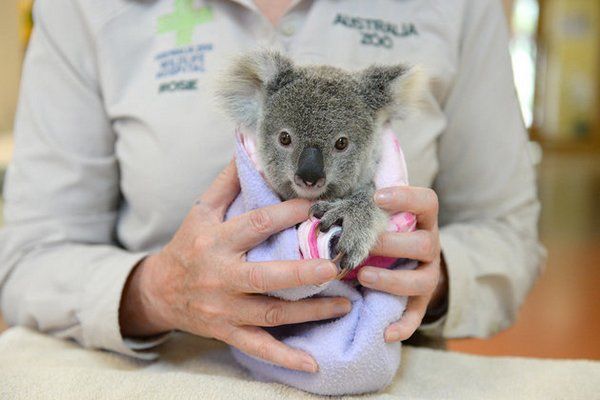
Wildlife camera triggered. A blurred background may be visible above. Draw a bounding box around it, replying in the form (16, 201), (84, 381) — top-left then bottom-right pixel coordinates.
(0, 0), (598, 359)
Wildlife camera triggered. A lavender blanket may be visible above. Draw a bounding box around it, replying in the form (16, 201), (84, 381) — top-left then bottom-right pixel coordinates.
(224, 132), (417, 396)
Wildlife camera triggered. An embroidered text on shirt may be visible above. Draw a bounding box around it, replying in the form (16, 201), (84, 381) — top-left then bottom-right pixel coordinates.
(333, 13), (418, 49)
(159, 79), (198, 93)
(154, 44), (213, 93)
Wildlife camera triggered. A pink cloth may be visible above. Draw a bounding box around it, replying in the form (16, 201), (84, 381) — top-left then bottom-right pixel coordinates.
(240, 127), (416, 280)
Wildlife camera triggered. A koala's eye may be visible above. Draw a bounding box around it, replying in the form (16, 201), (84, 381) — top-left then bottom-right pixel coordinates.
(335, 137), (349, 151)
(279, 131), (292, 147)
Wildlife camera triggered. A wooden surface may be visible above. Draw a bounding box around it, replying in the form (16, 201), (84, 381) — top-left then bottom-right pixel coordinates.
(448, 239), (600, 359)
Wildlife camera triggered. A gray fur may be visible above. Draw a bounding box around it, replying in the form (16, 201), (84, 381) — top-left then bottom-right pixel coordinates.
(217, 50), (424, 271)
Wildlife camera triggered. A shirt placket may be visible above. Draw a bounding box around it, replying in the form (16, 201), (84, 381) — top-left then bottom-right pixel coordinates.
(230, 0), (309, 54)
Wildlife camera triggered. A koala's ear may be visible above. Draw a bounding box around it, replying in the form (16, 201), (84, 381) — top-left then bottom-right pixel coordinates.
(359, 65), (427, 121)
(216, 50), (296, 129)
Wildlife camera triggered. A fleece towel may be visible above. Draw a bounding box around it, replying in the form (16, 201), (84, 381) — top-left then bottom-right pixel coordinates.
(224, 128), (418, 395)
(2, 327), (600, 400)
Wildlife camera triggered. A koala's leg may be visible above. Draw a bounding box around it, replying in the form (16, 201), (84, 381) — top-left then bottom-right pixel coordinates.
(310, 186), (388, 272)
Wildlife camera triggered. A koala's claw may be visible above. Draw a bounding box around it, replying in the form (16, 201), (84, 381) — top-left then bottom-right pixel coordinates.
(319, 216), (343, 232)
(336, 237), (370, 271)
(338, 254), (353, 274)
(309, 201), (329, 220)
(310, 201), (343, 232)
(310, 209), (325, 219)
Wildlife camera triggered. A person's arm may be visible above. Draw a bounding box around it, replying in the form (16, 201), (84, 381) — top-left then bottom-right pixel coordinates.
(423, 0), (546, 338)
(0, 0), (158, 358)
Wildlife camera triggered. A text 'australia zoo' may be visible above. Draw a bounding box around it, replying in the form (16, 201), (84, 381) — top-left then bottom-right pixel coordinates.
(333, 14), (418, 49)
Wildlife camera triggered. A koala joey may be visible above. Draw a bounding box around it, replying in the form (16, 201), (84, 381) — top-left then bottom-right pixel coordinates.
(217, 50), (425, 274)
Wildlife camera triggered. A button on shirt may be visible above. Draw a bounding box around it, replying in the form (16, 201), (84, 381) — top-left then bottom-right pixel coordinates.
(0, 0), (545, 358)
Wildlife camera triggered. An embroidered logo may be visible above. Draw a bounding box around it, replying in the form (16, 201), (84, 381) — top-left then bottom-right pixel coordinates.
(155, 44), (214, 79)
(332, 14), (418, 49)
(157, 0), (213, 46)
(154, 43), (213, 93)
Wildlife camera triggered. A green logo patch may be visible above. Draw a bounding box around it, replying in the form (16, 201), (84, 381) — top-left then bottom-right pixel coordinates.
(158, 0), (213, 46)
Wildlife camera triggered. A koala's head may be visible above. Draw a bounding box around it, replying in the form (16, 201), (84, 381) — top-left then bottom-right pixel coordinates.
(217, 50), (424, 200)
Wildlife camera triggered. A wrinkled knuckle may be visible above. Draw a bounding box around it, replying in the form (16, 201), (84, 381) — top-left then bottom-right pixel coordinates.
(264, 304), (285, 326)
(377, 232), (392, 252)
(206, 208), (223, 222)
(418, 233), (435, 261)
(421, 275), (437, 294)
(427, 277), (438, 294)
(198, 303), (222, 322)
(248, 265), (268, 292)
(255, 342), (272, 361)
(217, 326), (241, 346)
(249, 209), (273, 234)
(292, 265), (304, 287)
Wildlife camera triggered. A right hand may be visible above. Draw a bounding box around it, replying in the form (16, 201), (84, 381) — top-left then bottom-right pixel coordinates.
(119, 161), (350, 373)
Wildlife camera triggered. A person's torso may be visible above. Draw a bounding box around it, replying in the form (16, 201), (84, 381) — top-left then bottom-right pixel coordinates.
(84, 0), (464, 251)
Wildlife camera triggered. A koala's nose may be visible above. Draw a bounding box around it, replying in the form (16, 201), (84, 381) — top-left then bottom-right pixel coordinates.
(295, 147), (325, 187)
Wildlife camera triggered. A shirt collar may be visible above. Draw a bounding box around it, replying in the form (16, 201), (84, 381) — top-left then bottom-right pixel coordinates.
(223, 0), (305, 13)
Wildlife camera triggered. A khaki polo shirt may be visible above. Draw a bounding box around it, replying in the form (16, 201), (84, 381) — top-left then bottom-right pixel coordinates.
(0, 0), (545, 358)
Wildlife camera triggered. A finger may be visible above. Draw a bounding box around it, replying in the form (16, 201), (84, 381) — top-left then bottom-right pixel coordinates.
(374, 186), (438, 230)
(229, 259), (338, 293)
(371, 230), (439, 262)
(198, 160), (240, 217)
(384, 295), (429, 342)
(221, 199), (311, 252)
(226, 326), (319, 373)
(357, 263), (438, 296)
(232, 296), (352, 327)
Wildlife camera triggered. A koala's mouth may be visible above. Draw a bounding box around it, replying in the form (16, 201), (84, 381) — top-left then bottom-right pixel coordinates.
(291, 176), (327, 199)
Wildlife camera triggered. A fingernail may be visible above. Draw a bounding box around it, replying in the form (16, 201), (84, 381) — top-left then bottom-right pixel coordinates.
(302, 358), (319, 373)
(385, 327), (402, 343)
(374, 189), (394, 205)
(334, 300), (352, 315)
(316, 262), (337, 280)
(360, 269), (379, 285)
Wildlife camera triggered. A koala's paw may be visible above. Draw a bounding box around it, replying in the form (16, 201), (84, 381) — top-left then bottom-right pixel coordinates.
(311, 198), (385, 273)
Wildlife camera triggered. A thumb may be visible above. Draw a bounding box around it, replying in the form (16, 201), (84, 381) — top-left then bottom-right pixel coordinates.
(198, 159), (240, 216)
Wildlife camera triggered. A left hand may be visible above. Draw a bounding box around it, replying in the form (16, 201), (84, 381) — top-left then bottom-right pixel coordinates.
(357, 186), (446, 342)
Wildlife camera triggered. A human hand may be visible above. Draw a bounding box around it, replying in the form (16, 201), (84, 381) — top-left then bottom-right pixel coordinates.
(357, 186), (447, 342)
(120, 161), (351, 372)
